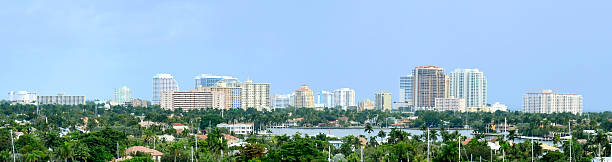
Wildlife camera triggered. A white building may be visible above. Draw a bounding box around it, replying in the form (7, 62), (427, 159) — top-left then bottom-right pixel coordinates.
(216, 123), (254, 135)
(375, 91), (392, 111)
(449, 69), (487, 108)
(8, 91), (37, 105)
(271, 94), (292, 109)
(114, 86), (132, 104)
(399, 75), (413, 105)
(488, 102), (508, 112)
(317, 91), (334, 108)
(160, 90), (214, 111)
(434, 98), (466, 112)
(240, 79), (271, 110)
(523, 90), (582, 114)
(152, 74), (179, 105)
(38, 93), (85, 105)
(333, 88), (355, 110)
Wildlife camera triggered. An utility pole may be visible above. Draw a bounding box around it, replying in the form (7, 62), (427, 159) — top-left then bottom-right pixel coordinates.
(10, 130), (15, 162)
(531, 139), (534, 162)
(598, 143), (601, 161)
(360, 146), (364, 162)
(458, 136), (461, 162)
(502, 149), (505, 162)
(195, 136), (198, 162)
(191, 146), (194, 162)
(154, 137), (156, 150)
(569, 121), (572, 162)
(117, 142), (120, 159)
(427, 127), (430, 162)
(328, 146), (331, 162)
(504, 118), (507, 140)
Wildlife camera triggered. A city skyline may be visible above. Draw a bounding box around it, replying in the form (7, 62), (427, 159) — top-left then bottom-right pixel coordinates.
(2, 1), (612, 112)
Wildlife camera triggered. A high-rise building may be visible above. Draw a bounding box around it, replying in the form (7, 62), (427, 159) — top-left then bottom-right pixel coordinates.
(152, 74), (179, 105)
(160, 90), (214, 111)
(523, 90), (582, 114)
(375, 90), (392, 111)
(125, 99), (148, 108)
(293, 85), (314, 108)
(434, 98), (466, 112)
(412, 65), (448, 110)
(38, 93), (85, 105)
(240, 79), (271, 110)
(449, 69), (487, 108)
(194, 74), (239, 88)
(399, 75), (414, 105)
(198, 85), (242, 110)
(114, 86), (133, 104)
(333, 88), (355, 110)
(317, 91), (334, 108)
(271, 94), (292, 109)
(358, 99), (375, 111)
(8, 91), (37, 105)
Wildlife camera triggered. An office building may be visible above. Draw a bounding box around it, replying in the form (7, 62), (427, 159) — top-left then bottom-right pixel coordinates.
(293, 85), (314, 108)
(240, 79), (271, 110)
(114, 86), (133, 104)
(317, 91), (334, 108)
(358, 99), (375, 111)
(271, 94), (292, 109)
(375, 91), (392, 111)
(194, 74), (239, 88)
(152, 74), (179, 105)
(434, 98), (466, 112)
(449, 69), (487, 108)
(399, 75), (414, 105)
(333, 88), (356, 110)
(38, 93), (85, 105)
(412, 65), (448, 110)
(523, 90), (582, 114)
(8, 91), (37, 105)
(160, 90), (214, 111)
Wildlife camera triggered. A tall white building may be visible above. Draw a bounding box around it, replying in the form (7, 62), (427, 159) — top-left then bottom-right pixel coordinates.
(271, 94), (292, 109)
(114, 86), (132, 104)
(240, 79), (271, 110)
(523, 90), (582, 114)
(38, 93), (85, 105)
(8, 91), (37, 105)
(333, 88), (355, 110)
(152, 74), (179, 105)
(399, 75), (413, 105)
(317, 91), (334, 108)
(449, 69), (487, 108)
(375, 91), (392, 111)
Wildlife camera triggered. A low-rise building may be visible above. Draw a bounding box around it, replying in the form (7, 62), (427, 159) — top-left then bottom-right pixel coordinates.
(216, 123), (254, 135)
(434, 98), (466, 112)
(37, 93), (85, 105)
(8, 91), (37, 105)
(122, 146), (163, 162)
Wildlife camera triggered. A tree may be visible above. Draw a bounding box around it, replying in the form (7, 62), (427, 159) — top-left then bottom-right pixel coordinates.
(364, 124), (373, 134)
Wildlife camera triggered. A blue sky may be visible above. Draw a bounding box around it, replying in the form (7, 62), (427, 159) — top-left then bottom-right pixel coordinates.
(2, 1), (611, 112)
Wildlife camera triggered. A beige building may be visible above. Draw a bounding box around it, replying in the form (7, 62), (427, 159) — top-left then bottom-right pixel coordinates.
(375, 91), (392, 111)
(293, 85), (314, 108)
(434, 98), (466, 112)
(160, 90), (214, 111)
(37, 93), (85, 105)
(125, 99), (148, 108)
(240, 79), (271, 110)
(523, 90), (582, 114)
(412, 65), (449, 110)
(198, 84), (242, 110)
(358, 99), (375, 111)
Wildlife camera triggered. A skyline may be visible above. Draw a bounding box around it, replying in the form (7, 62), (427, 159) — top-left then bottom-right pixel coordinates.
(3, 1), (612, 112)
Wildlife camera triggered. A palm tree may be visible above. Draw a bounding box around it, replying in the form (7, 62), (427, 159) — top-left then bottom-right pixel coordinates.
(377, 130), (386, 142)
(364, 123), (374, 134)
(56, 142), (74, 162)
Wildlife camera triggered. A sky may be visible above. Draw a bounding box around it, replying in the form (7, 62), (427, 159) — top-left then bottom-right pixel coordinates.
(1, 0), (611, 112)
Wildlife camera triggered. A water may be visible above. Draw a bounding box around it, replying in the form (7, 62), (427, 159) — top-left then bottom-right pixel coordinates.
(268, 128), (474, 139)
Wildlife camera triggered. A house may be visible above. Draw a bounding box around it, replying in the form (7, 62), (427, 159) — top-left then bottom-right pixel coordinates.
(196, 134), (239, 146)
(172, 123), (189, 134)
(157, 134), (175, 142)
(120, 146), (163, 162)
(216, 123), (254, 135)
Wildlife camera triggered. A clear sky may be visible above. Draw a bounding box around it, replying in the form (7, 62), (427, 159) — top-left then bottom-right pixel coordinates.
(2, 1), (611, 112)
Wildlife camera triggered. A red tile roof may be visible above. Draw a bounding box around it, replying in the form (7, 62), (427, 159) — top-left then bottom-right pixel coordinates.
(125, 146), (163, 156)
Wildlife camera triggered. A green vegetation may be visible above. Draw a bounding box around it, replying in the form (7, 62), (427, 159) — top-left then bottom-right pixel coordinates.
(0, 102), (609, 161)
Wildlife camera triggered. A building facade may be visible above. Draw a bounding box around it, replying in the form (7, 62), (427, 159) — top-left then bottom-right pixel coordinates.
(216, 123), (254, 135)
(198, 86), (242, 110)
(240, 79), (270, 110)
(449, 69), (487, 108)
(160, 90), (214, 111)
(333, 88), (355, 110)
(375, 90), (392, 111)
(399, 75), (414, 105)
(317, 91), (334, 108)
(434, 98), (466, 112)
(114, 86), (133, 104)
(293, 85), (314, 108)
(125, 99), (148, 108)
(194, 74), (239, 88)
(8, 91), (37, 105)
(271, 94), (292, 109)
(523, 90), (582, 114)
(358, 99), (375, 111)
(412, 65), (448, 110)
(38, 93), (85, 105)
(152, 74), (179, 105)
